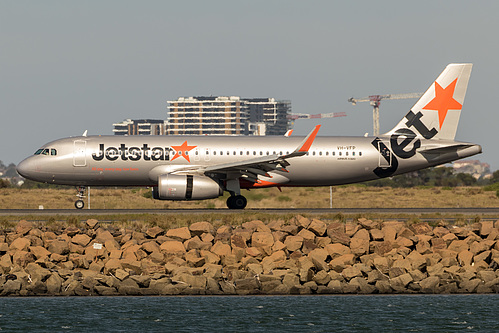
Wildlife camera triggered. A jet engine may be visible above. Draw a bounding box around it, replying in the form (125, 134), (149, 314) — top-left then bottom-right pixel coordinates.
(152, 174), (222, 200)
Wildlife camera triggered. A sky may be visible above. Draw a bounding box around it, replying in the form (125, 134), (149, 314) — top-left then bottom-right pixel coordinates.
(1, 1), (498, 171)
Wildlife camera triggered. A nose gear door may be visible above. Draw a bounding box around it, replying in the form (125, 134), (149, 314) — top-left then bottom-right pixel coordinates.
(73, 140), (87, 167)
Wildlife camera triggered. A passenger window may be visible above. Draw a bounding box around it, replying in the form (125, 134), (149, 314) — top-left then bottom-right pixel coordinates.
(51, 149), (57, 156)
(214, 151), (217, 155)
(339, 152), (342, 156)
(332, 152), (335, 156)
(352, 152), (355, 156)
(313, 152), (316, 156)
(246, 151), (250, 155)
(359, 152), (362, 156)
(346, 152), (349, 156)
(319, 151), (322, 156)
(326, 152), (329, 156)
(253, 151), (256, 155)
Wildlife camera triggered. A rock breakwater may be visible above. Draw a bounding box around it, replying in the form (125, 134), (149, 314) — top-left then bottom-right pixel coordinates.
(1, 217), (498, 296)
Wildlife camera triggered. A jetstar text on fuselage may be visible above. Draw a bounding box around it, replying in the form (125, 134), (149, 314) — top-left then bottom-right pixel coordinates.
(92, 144), (173, 161)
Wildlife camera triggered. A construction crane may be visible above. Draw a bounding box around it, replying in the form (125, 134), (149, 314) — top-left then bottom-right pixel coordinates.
(287, 112), (347, 120)
(348, 93), (422, 136)
(284, 112), (346, 134)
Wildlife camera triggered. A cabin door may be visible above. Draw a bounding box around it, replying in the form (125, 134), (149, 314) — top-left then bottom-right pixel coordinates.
(73, 140), (87, 167)
(377, 141), (392, 168)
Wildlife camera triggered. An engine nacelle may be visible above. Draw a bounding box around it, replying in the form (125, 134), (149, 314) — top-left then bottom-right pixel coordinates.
(152, 174), (222, 200)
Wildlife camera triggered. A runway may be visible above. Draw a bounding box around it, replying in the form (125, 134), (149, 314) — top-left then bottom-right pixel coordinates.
(1, 207), (498, 216)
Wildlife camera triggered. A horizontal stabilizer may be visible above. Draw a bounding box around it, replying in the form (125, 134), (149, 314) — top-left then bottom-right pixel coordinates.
(419, 144), (474, 154)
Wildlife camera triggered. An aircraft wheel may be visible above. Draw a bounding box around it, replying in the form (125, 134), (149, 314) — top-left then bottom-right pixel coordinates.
(226, 196), (235, 209)
(75, 200), (84, 209)
(226, 195), (247, 209)
(232, 195), (247, 209)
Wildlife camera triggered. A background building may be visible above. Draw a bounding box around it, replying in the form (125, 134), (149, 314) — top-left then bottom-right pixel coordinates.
(246, 98), (291, 136)
(166, 96), (291, 136)
(113, 119), (167, 136)
(167, 96), (247, 135)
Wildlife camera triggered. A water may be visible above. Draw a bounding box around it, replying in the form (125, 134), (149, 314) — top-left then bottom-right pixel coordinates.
(0, 295), (498, 332)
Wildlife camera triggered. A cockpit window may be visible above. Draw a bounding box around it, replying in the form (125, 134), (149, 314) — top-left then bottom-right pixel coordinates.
(34, 148), (56, 156)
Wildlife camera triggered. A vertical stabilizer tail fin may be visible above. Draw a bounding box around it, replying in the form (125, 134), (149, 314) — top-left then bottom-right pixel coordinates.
(385, 63), (472, 141)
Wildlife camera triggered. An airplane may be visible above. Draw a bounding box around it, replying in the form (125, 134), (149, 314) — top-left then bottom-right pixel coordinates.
(17, 63), (481, 210)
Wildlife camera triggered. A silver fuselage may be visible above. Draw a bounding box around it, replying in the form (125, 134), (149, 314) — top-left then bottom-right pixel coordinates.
(17, 134), (482, 188)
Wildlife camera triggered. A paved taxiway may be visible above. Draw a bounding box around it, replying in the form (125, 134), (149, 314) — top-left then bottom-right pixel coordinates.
(1, 208), (498, 216)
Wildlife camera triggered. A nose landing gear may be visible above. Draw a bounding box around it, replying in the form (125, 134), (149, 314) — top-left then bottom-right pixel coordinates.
(75, 186), (85, 209)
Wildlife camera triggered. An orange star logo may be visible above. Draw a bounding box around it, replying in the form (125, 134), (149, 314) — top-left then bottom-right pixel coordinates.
(170, 141), (197, 162)
(422, 78), (462, 129)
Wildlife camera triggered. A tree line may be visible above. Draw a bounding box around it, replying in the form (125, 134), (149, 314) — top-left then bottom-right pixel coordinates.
(366, 167), (498, 188)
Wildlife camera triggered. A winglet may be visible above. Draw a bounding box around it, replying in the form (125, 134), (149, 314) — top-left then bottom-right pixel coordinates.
(297, 125), (321, 152)
(284, 129), (293, 137)
(282, 125), (321, 159)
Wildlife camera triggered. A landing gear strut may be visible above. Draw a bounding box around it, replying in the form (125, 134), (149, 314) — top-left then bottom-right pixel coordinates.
(75, 186), (85, 209)
(226, 195), (247, 210)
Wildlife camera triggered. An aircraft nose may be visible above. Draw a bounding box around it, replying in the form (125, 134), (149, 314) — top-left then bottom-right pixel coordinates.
(16, 158), (37, 180)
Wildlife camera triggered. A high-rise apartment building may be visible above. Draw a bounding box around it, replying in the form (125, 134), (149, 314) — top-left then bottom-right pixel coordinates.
(167, 96), (248, 135)
(166, 96), (290, 136)
(113, 119), (167, 136)
(245, 98), (291, 136)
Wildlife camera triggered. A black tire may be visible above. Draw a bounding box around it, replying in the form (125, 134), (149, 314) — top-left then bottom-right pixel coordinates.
(232, 195), (247, 209)
(75, 200), (84, 209)
(226, 196), (235, 209)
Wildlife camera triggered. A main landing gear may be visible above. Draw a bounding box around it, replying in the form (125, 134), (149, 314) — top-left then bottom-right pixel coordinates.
(226, 195), (247, 209)
(75, 186), (85, 209)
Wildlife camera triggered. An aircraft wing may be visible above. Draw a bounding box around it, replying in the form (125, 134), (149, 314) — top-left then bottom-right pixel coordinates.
(202, 125), (321, 182)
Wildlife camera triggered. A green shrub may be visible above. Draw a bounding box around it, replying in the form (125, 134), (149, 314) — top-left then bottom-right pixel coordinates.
(484, 182), (499, 191)
(277, 195), (291, 202)
(247, 193), (266, 201)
